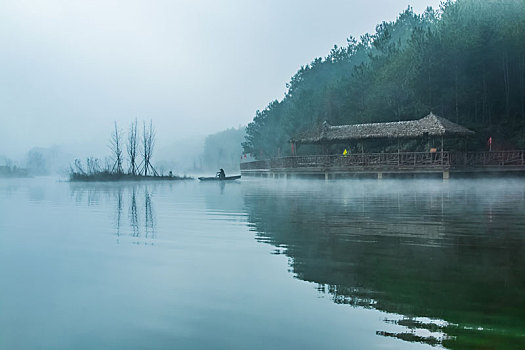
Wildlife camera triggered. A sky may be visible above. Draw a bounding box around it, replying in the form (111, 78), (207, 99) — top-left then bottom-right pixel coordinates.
(0, 0), (442, 159)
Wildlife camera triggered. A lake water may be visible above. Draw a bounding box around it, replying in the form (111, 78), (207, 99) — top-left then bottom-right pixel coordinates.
(1, 177), (524, 349)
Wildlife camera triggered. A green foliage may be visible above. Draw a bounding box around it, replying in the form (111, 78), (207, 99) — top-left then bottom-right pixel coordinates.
(243, 0), (525, 159)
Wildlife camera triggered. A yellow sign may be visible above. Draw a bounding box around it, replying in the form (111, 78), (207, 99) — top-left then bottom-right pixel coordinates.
(343, 149), (348, 156)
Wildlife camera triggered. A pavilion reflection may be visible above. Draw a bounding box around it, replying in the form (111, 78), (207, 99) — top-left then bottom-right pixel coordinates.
(243, 181), (525, 349)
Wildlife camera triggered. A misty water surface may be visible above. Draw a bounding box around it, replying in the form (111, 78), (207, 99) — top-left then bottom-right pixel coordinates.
(1, 177), (524, 349)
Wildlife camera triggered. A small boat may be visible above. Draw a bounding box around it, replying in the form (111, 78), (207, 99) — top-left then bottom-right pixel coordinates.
(198, 175), (241, 181)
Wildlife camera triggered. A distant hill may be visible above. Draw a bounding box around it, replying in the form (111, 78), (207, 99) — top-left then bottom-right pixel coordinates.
(154, 127), (246, 175)
(155, 136), (206, 175)
(202, 127), (246, 174)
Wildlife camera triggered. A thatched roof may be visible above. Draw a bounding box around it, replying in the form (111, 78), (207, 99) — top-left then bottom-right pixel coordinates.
(291, 113), (475, 144)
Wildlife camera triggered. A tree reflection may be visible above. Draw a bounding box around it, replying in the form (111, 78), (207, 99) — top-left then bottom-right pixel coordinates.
(115, 187), (122, 238)
(144, 188), (155, 239)
(129, 187), (140, 238)
(70, 183), (156, 244)
(243, 182), (525, 349)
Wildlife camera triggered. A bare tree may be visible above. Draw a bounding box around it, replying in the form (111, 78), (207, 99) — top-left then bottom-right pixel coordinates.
(73, 159), (86, 175)
(110, 121), (124, 174)
(141, 120), (158, 176)
(86, 157), (101, 175)
(104, 157), (112, 172)
(127, 119), (138, 175)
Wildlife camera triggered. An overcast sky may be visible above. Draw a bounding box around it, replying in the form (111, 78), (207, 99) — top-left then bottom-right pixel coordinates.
(0, 0), (441, 158)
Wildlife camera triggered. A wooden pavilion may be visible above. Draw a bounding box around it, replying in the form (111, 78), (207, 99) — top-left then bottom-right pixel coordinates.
(289, 112), (475, 154)
(241, 113), (525, 179)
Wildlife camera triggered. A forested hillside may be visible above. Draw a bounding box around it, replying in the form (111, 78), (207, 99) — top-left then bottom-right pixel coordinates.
(243, 0), (525, 159)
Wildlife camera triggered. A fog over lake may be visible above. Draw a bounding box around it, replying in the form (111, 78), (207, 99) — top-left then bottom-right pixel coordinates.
(0, 0), (440, 163)
(2, 1), (524, 349)
(1, 177), (524, 349)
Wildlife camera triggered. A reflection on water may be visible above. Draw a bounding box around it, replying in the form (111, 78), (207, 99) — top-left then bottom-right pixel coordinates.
(1, 178), (524, 349)
(243, 180), (525, 349)
(70, 183), (156, 244)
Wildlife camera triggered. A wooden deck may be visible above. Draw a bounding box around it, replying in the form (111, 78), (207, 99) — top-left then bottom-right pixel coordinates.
(240, 151), (525, 179)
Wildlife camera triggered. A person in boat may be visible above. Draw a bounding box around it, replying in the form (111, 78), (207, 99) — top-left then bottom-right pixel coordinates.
(217, 168), (226, 179)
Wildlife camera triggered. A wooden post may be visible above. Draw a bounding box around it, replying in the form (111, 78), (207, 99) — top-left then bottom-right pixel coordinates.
(441, 137), (444, 167)
(397, 140), (400, 166)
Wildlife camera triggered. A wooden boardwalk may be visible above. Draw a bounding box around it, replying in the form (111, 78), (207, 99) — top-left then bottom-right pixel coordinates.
(240, 151), (525, 179)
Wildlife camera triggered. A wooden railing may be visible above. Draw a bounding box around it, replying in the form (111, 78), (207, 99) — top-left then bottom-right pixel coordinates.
(450, 151), (525, 167)
(241, 159), (271, 170)
(240, 151), (525, 171)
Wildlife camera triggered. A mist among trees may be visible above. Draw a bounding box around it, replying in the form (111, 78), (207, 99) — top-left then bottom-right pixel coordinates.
(201, 127), (245, 173)
(243, 0), (525, 159)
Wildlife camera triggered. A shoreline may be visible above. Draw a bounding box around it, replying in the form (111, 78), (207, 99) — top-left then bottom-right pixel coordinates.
(69, 174), (193, 182)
